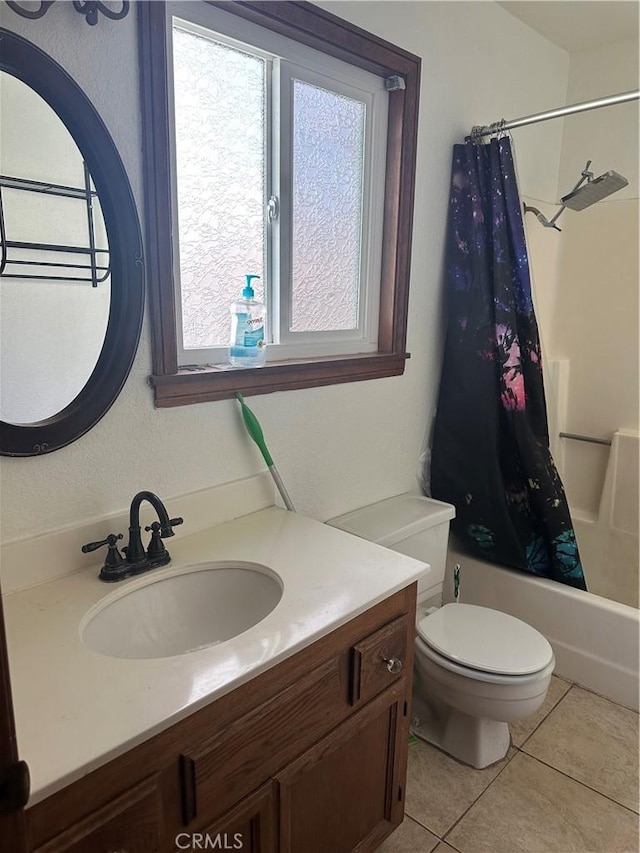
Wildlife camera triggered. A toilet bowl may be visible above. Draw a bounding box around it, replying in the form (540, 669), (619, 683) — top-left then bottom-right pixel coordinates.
(412, 602), (554, 767)
(327, 493), (556, 770)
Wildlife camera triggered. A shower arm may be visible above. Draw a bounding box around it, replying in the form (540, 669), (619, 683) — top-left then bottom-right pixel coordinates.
(546, 161), (593, 226)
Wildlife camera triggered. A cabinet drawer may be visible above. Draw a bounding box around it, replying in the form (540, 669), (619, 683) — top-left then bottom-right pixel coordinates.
(33, 775), (161, 853)
(351, 615), (408, 706)
(180, 656), (351, 827)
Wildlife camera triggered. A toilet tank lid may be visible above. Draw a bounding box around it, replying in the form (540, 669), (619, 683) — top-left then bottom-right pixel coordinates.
(327, 493), (455, 547)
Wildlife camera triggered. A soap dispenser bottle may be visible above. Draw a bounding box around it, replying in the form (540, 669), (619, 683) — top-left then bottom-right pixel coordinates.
(229, 275), (266, 368)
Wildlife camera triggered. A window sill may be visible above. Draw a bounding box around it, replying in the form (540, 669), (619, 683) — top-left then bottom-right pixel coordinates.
(149, 351), (410, 407)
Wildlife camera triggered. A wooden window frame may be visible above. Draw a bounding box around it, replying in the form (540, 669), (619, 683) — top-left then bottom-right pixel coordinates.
(139, 1), (421, 407)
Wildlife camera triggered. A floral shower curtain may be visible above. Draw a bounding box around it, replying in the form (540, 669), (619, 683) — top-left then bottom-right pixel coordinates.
(429, 137), (586, 590)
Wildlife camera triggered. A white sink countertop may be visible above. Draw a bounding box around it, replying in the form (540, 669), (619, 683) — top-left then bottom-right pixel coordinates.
(3, 506), (428, 806)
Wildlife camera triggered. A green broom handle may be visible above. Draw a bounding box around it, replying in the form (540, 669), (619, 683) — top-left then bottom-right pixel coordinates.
(236, 393), (295, 511)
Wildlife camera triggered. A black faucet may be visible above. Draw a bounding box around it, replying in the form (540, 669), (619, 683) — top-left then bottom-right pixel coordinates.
(125, 490), (182, 567)
(82, 491), (183, 582)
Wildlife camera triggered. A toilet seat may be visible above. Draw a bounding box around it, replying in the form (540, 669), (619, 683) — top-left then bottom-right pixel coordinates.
(417, 603), (554, 676)
(415, 634), (556, 685)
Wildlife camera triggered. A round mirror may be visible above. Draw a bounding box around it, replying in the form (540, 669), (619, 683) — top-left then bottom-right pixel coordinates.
(0, 29), (144, 456)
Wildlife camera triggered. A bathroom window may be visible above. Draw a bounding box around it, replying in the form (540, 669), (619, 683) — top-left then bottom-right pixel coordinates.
(171, 13), (386, 363)
(140, 1), (421, 405)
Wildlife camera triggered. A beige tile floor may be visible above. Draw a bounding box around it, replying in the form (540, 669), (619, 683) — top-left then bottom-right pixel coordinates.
(381, 676), (640, 853)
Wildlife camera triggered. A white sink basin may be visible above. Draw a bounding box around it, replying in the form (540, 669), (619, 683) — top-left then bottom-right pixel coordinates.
(81, 562), (283, 659)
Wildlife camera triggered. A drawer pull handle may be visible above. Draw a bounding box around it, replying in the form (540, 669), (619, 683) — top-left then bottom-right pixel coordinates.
(383, 656), (403, 675)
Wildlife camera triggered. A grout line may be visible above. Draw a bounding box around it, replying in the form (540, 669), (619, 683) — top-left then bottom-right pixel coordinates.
(516, 682), (574, 748)
(517, 752), (640, 817)
(438, 839), (464, 853)
(438, 747), (520, 841)
(567, 680), (640, 713)
(402, 811), (438, 838)
(397, 815), (442, 853)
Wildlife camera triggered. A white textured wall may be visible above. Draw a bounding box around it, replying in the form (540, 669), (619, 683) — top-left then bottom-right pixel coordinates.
(0, 1), (569, 544)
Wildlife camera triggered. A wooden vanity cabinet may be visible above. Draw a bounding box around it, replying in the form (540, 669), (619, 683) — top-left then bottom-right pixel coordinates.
(25, 585), (416, 853)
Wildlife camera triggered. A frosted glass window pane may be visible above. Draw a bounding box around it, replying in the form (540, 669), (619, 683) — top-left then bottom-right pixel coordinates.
(291, 79), (365, 332)
(173, 25), (265, 349)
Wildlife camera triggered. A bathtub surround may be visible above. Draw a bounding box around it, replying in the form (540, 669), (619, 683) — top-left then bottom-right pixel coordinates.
(429, 137), (585, 589)
(524, 35), (639, 608)
(553, 37), (639, 602)
(570, 429), (640, 607)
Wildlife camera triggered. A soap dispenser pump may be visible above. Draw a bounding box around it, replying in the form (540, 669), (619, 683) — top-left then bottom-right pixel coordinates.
(229, 274), (266, 368)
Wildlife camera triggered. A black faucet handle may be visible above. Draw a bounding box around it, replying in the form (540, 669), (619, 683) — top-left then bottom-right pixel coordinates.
(144, 521), (168, 560)
(82, 533), (123, 553)
(82, 534), (126, 580)
(144, 517), (183, 538)
(162, 517), (184, 539)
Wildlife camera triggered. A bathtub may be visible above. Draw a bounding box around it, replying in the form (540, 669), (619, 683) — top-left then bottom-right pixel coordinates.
(445, 544), (640, 711)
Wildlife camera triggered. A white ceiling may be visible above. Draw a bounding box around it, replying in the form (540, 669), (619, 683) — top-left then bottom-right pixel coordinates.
(497, 1), (640, 52)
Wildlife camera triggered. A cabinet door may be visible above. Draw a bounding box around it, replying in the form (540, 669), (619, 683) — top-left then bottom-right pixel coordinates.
(192, 782), (276, 853)
(276, 680), (407, 853)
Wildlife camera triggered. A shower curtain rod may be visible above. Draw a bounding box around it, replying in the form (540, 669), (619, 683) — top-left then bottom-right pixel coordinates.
(470, 89), (639, 139)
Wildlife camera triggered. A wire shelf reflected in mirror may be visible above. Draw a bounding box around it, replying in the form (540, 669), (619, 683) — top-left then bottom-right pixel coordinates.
(0, 164), (110, 287)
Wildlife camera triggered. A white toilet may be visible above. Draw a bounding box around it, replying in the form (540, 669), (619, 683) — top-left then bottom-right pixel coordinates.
(328, 493), (555, 769)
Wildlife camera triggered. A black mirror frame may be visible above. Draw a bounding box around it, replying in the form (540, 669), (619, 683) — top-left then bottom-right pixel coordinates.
(0, 28), (144, 457)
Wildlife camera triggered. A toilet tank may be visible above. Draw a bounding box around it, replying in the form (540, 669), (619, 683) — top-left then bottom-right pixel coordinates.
(327, 494), (455, 600)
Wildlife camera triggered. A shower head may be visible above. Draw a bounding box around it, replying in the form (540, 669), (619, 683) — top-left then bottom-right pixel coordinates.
(524, 161), (630, 231)
(561, 170), (629, 210)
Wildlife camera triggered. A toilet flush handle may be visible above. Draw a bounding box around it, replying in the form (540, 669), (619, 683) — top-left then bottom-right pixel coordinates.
(383, 656), (403, 675)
